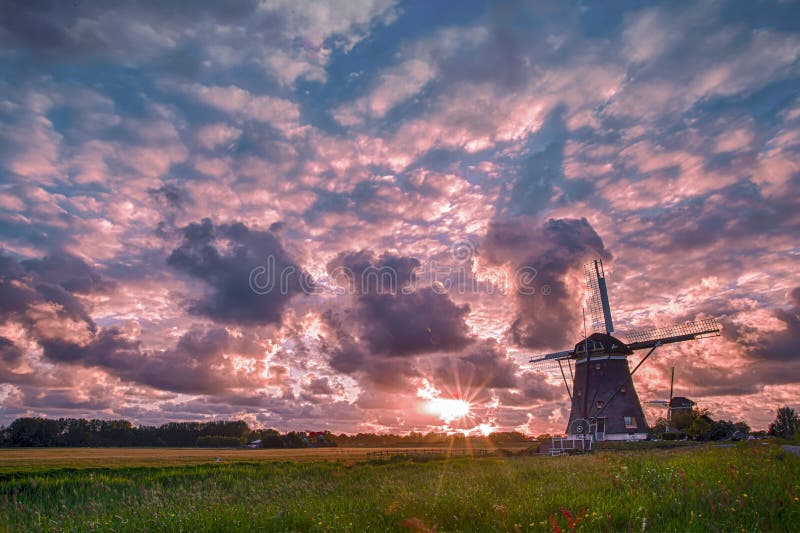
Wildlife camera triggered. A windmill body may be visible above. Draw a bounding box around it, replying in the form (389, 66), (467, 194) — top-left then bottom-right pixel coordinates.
(531, 260), (719, 443)
(566, 333), (649, 440)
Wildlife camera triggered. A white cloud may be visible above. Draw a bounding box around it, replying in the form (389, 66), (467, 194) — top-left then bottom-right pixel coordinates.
(333, 26), (489, 125)
(184, 84), (300, 134)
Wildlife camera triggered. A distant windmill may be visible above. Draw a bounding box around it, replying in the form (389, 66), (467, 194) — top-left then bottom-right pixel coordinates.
(530, 259), (719, 442)
(645, 367), (696, 433)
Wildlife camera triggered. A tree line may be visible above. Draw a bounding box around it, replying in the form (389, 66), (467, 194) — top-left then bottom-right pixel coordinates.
(650, 405), (799, 441)
(0, 418), (255, 447)
(0, 417), (531, 448)
(1, 408), (795, 448)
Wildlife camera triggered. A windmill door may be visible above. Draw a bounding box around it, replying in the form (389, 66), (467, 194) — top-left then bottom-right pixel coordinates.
(594, 418), (606, 441)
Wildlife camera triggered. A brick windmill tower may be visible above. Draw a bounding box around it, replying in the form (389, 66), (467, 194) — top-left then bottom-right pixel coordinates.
(530, 259), (719, 442)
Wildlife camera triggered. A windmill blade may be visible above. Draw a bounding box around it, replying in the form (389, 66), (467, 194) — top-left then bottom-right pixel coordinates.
(624, 318), (720, 351)
(585, 259), (614, 334)
(530, 359), (573, 372)
(529, 349), (574, 364)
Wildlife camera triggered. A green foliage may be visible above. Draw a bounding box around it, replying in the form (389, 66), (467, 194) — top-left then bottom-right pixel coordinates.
(651, 417), (668, 438)
(195, 436), (242, 447)
(0, 418), (252, 448)
(769, 406), (799, 439)
(0, 444), (798, 531)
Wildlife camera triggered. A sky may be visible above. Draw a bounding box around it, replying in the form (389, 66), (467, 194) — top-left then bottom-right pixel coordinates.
(0, 0), (799, 435)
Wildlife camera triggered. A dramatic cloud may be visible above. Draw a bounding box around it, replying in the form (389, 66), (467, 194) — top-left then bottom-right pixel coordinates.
(167, 218), (310, 325)
(483, 217), (609, 350)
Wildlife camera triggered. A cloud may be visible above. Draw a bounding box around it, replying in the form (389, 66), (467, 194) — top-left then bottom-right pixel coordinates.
(328, 250), (473, 357)
(609, 4), (800, 121)
(1, 0), (398, 84)
(333, 25), (489, 125)
(483, 217), (610, 351)
(183, 84), (300, 134)
(167, 218), (310, 326)
(433, 339), (519, 390)
(733, 287), (800, 362)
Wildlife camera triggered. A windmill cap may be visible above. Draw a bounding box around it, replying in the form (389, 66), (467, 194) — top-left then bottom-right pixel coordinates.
(669, 396), (695, 408)
(573, 332), (633, 356)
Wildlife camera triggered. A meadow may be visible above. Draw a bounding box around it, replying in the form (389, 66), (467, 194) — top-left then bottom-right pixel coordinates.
(1, 443), (798, 532)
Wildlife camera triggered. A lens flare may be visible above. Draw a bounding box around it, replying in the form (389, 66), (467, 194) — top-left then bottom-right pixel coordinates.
(417, 380), (471, 422)
(424, 397), (471, 422)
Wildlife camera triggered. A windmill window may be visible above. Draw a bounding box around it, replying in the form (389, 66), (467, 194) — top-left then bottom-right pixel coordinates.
(624, 416), (637, 429)
(596, 401), (604, 409)
(620, 386), (626, 394)
(594, 363), (602, 371)
(576, 389), (582, 397)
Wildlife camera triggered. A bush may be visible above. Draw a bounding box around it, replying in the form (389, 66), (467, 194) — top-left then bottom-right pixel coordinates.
(195, 436), (242, 447)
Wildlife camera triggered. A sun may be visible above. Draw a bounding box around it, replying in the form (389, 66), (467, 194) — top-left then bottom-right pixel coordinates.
(424, 397), (471, 422)
(417, 380), (471, 422)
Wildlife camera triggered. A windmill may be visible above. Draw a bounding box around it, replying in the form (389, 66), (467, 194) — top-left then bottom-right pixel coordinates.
(530, 259), (719, 442)
(645, 367), (696, 433)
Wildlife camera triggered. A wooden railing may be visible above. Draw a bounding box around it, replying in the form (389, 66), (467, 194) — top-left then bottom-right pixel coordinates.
(365, 448), (489, 461)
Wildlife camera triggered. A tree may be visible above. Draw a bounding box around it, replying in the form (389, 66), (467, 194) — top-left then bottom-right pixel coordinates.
(651, 417), (668, 439)
(685, 408), (713, 440)
(5, 418), (60, 446)
(768, 406), (799, 439)
(733, 421), (751, 435)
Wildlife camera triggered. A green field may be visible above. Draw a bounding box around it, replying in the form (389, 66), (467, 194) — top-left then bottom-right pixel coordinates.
(1, 443), (798, 532)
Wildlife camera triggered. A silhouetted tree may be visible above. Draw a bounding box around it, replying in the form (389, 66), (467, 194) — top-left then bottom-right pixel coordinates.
(769, 406), (799, 439)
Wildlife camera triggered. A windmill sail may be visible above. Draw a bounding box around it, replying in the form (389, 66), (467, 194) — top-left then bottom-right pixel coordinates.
(585, 259), (613, 334)
(529, 349), (573, 366)
(624, 318), (720, 351)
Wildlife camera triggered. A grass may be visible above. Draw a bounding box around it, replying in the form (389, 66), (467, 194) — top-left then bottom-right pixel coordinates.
(1, 443), (798, 532)
(0, 447), (397, 473)
(0, 444), (530, 474)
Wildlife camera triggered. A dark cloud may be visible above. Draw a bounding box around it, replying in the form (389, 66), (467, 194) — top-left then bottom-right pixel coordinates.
(321, 250), (474, 393)
(328, 250), (472, 357)
(433, 340), (519, 390)
(360, 289), (472, 356)
(0, 250), (276, 395)
(0, 250), (110, 333)
(133, 327), (266, 394)
(0, 337), (22, 364)
(39, 325), (268, 395)
(148, 182), (191, 210)
(329, 339), (366, 375)
(725, 287), (800, 363)
(0, 0), (261, 61)
(483, 217), (610, 350)
(167, 218), (310, 325)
